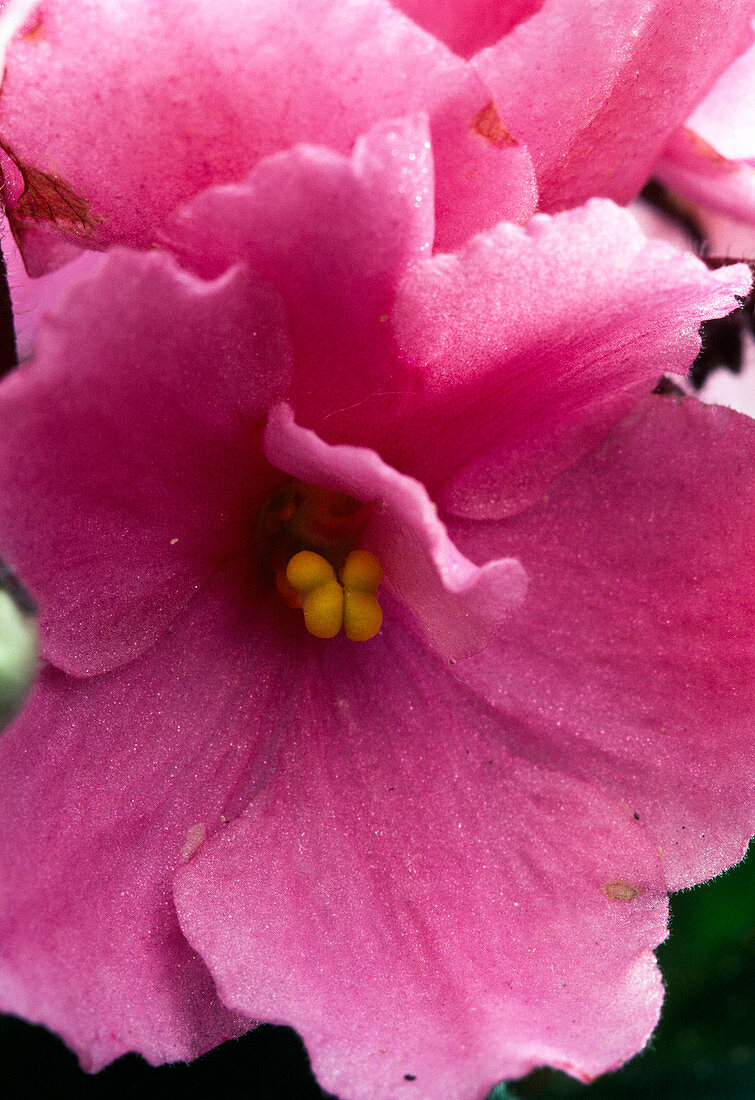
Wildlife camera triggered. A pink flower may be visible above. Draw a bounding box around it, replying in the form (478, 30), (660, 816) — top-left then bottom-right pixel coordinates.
(0, 118), (752, 1099)
(655, 37), (755, 228)
(1, 0), (753, 274)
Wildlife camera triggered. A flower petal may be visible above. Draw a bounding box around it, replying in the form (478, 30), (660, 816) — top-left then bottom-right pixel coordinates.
(175, 602), (667, 1099)
(0, 0), (536, 270)
(265, 402), (527, 659)
(450, 396), (755, 892)
(0, 563), (291, 1069)
(391, 199), (750, 517)
(388, 0), (544, 59)
(472, 0), (755, 210)
(656, 126), (755, 226)
(0, 248), (290, 676)
(165, 116), (433, 431)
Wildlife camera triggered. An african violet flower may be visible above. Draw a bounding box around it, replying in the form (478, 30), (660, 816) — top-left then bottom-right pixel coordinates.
(0, 116), (753, 1099)
(0, 0), (754, 274)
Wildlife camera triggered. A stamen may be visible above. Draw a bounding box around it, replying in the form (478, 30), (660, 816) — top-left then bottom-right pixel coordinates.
(285, 548), (383, 641)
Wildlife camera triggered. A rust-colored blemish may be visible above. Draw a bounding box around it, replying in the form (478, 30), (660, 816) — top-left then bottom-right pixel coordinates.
(472, 102), (517, 149)
(602, 880), (642, 902)
(20, 14), (45, 44)
(680, 125), (727, 165)
(1, 146), (98, 235)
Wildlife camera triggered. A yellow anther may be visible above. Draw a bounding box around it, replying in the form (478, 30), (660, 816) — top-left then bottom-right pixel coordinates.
(284, 547), (384, 641)
(340, 549), (382, 592)
(286, 550), (336, 595)
(343, 588), (383, 641)
(302, 580), (344, 639)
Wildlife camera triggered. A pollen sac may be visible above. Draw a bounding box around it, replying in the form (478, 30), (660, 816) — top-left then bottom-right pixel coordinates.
(286, 550), (336, 595)
(285, 548), (383, 641)
(302, 579), (345, 639)
(343, 588), (382, 641)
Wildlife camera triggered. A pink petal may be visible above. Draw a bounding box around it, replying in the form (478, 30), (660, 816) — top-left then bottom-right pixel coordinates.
(1, 214), (99, 361)
(390, 199), (751, 518)
(0, 0), (536, 270)
(684, 37), (755, 161)
(0, 248), (290, 676)
(264, 402), (527, 660)
(656, 127), (755, 226)
(0, 563), (287, 1069)
(388, 0), (544, 59)
(450, 396), (755, 892)
(175, 602), (667, 1099)
(165, 117), (433, 431)
(472, 0), (755, 210)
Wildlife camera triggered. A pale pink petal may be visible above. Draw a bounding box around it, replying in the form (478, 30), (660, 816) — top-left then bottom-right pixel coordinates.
(0, 249), (290, 676)
(390, 199), (751, 517)
(656, 127), (755, 225)
(1, 215), (99, 361)
(175, 604), (667, 1099)
(472, 0), (755, 210)
(0, 0), (536, 270)
(450, 396), (755, 892)
(0, 563), (285, 1069)
(684, 37), (755, 161)
(165, 117), (433, 430)
(389, 0), (544, 59)
(264, 402), (527, 659)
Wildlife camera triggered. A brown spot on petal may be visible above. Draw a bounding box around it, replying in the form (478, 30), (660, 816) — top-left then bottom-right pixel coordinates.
(181, 823), (207, 863)
(472, 102), (517, 149)
(680, 126), (727, 165)
(2, 147), (98, 236)
(19, 14), (46, 43)
(602, 880), (642, 902)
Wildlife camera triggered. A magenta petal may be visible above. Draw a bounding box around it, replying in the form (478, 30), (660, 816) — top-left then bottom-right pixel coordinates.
(265, 402), (526, 659)
(165, 117), (433, 430)
(175, 613), (667, 1098)
(0, 565), (288, 1069)
(656, 127), (755, 226)
(472, 0), (755, 210)
(451, 397), (755, 892)
(0, 248), (290, 675)
(389, 0), (544, 58)
(0, 0), (535, 266)
(391, 199), (751, 517)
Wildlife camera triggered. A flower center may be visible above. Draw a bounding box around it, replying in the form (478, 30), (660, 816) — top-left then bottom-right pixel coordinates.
(258, 482), (383, 641)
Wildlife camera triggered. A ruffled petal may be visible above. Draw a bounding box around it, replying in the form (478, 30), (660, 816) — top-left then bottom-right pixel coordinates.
(390, 199), (750, 517)
(0, 0), (536, 270)
(165, 117), (433, 431)
(265, 402), (527, 659)
(472, 0), (755, 210)
(175, 601), (667, 1099)
(0, 248), (290, 676)
(450, 396), (755, 892)
(0, 563), (289, 1069)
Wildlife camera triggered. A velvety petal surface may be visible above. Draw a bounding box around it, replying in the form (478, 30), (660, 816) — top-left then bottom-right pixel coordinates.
(450, 396), (755, 892)
(176, 590), (667, 1100)
(2, 214), (99, 360)
(389, 0), (544, 58)
(390, 199), (751, 517)
(0, 248), (290, 676)
(0, 0), (536, 270)
(0, 565), (289, 1069)
(472, 0), (755, 210)
(165, 117), (434, 432)
(265, 403), (527, 659)
(656, 127), (755, 226)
